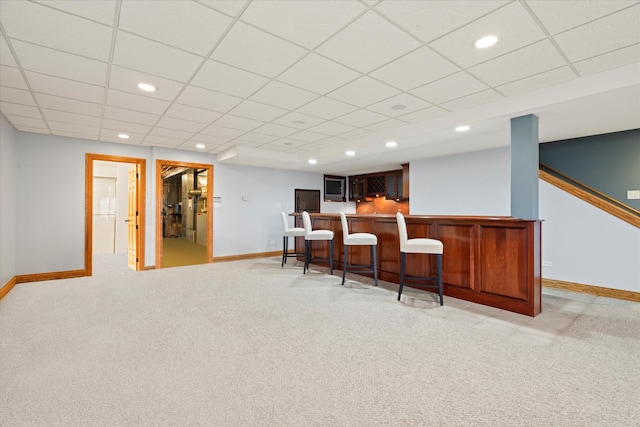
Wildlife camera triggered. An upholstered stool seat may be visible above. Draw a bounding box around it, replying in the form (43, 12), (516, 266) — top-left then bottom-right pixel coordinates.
(280, 211), (305, 267)
(302, 211), (334, 275)
(396, 212), (444, 305)
(340, 212), (377, 286)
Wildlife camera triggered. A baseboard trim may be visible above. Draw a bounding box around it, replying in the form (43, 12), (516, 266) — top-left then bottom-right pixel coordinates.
(16, 269), (87, 284)
(543, 278), (640, 302)
(212, 251), (281, 263)
(0, 277), (18, 300)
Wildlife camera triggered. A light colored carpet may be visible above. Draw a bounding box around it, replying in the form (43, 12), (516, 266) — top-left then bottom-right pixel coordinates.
(1, 255), (638, 426)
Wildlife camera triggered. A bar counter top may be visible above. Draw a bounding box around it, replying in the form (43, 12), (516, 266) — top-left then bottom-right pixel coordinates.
(292, 212), (542, 316)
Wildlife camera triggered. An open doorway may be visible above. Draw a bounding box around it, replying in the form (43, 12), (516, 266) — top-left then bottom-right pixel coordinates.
(156, 160), (213, 268)
(85, 154), (146, 276)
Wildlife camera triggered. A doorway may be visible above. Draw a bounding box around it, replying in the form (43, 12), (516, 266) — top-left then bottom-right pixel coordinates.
(156, 160), (213, 268)
(85, 154), (146, 276)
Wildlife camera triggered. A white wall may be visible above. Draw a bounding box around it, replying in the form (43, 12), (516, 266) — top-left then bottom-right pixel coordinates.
(410, 147), (511, 216)
(1, 114), (17, 286)
(540, 180), (640, 292)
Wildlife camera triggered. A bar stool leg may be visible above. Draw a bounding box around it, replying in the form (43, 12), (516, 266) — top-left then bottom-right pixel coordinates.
(341, 245), (348, 285)
(372, 245), (378, 286)
(329, 239), (334, 275)
(398, 252), (406, 300)
(437, 253), (443, 306)
(281, 236), (287, 267)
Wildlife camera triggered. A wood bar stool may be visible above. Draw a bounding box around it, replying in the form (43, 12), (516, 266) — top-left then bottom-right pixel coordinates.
(396, 212), (444, 305)
(280, 211), (305, 267)
(340, 212), (378, 286)
(302, 211), (334, 275)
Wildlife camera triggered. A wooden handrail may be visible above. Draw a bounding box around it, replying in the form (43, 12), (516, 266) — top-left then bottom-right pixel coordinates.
(539, 169), (640, 228)
(539, 163), (640, 216)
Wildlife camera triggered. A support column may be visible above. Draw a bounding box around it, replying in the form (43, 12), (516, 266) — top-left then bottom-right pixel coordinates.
(511, 114), (539, 220)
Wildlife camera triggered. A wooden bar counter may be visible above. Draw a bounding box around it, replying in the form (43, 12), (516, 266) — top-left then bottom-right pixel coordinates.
(293, 213), (542, 316)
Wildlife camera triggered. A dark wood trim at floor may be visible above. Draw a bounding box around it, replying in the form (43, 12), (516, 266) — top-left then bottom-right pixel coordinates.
(543, 278), (640, 302)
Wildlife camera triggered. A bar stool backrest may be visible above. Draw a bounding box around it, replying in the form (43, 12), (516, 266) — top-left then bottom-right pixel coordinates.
(302, 211), (312, 236)
(396, 212), (408, 252)
(340, 212), (350, 241)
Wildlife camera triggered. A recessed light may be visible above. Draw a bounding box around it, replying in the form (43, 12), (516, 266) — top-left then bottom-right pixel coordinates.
(118, 133), (130, 139)
(475, 35), (498, 49)
(385, 141), (397, 148)
(196, 144), (205, 149)
(345, 150), (355, 156)
(137, 82), (156, 92)
(391, 104), (406, 111)
(455, 125), (470, 132)
(308, 159), (317, 165)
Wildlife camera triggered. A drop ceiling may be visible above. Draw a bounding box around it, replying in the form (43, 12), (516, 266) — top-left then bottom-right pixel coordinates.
(1, 0), (638, 176)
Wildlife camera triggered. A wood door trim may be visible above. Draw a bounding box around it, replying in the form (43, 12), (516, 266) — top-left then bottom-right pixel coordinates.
(85, 153), (146, 276)
(156, 160), (214, 269)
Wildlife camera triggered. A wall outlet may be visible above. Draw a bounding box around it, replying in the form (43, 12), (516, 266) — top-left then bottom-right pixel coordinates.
(627, 190), (640, 200)
(542, 260), (552, 267)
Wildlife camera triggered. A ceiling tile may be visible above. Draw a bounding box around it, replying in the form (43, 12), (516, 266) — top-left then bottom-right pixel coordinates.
(241, 0), (366, 49)
(51, 129), (98, 140)
(429, 2), (546, 68)
(339, 128), (375, 139)
(287, 130), (328, 143)
(265, 138), (309, 149)
(375, 0), (509, 43)
(106, 89), (170, 115)
(1, 1), (112, 61)
(496, 67), (576, 96)
(142, 135), (183, 147)
(0, 102), (42, 119)
(573, 44), (640, 76)
(198, 1), (250, 17)
(367, 93), (432, 117)
(155, 117), (207, 133)
(32, 0), (117, 25)
(5, 114), (48, 129)
(232, 139), (263, 148)
(327, 76), (400, 107)
(410, 72), (487, 104)
(397, 105), (448, 123)
(0, 65), (28, 90)
(101, 119), (152, 135)
(250, 81), (318, 110)
(25, 71), (104, 103)
(109, 66), (185, 101)
(12, 40), (108, 86)
(317, 11), (421, 73)
(370, 47), (460, 91)
(189, 133), (232, 145)
(149, 126), (194, 140)
(229, 100), (288, 122)
(271, 112), (325, 129)
(440, 89), (503, 111)
(199, 124), (245, 139)
(276, 53), (361, 95)
(0, 36), (18, 67)
(48, 120), (99, 136)
(210, 22), (307, 78)
(211, 115), (264, 132)
(296, 96), (359, 120)
(366, 118), (407, 132)
(176, 85), (243, 113)
(191, 59), (269, 98)
(113, 31), (203, 82)
(308, 121), (355, 136)
(468, 40), (567, 86)
(10, 125), (49, 134)
(553, 7), (640, 62)
(526, 0), (637, 35)
(119, 1), (231, 56)
(0, 87), (36, 106)
(234, 132), (278, 144)
(334, 109), (389, 127)
(35, 93), (103, 117)
(252, 123), (299, 137)
(164, 104), (222, 124)
(41, 109), (101, 127)
(104, 105), (159, 126)
(100, 130), (146, 143)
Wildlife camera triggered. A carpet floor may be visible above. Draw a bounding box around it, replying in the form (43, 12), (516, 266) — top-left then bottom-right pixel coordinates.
(1, 255), (638, 426)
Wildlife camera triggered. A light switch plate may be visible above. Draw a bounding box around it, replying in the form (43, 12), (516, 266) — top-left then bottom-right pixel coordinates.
(627, 190), (640, 200)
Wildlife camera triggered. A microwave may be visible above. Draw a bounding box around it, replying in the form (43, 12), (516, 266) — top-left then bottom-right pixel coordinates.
(324, 176), (346, 202)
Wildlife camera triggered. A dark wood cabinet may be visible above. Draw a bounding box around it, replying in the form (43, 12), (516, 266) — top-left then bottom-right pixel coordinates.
(385, 171), (403, 199)
(349, 176), (366, 201)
